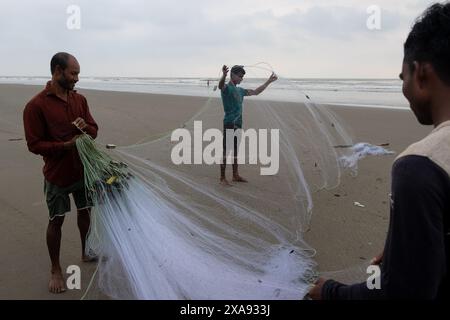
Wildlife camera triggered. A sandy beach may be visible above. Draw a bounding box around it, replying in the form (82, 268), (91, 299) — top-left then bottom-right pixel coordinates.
(0, 84), (431, 299)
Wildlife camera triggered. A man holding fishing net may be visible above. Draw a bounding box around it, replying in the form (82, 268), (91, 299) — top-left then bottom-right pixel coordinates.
(309, 2), (450, 300)
(23, 52), (98, 294)
(218, 64), (278, 186)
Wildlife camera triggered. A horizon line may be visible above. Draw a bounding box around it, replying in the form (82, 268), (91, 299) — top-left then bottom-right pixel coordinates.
(0, 75), (401, 80)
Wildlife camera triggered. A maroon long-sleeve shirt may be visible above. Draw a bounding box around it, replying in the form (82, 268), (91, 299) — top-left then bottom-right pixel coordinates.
(23, 81), (98, 187)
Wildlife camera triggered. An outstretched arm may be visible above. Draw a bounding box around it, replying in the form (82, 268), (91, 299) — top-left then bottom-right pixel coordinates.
(218, 65), (229, 91)
(246, 72), (278, 96)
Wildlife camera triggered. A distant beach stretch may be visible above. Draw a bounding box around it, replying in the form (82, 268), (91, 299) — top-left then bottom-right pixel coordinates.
(0, 76), (408, 109)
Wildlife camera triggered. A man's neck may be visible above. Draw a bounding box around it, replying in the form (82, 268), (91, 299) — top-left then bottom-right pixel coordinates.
(431, 91), (450, 128)
(433, 113), (450, 128)
(50, 80), (68, 100)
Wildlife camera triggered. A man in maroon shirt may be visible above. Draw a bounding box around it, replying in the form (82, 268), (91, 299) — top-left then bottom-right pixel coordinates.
(23, 52), (98, 294)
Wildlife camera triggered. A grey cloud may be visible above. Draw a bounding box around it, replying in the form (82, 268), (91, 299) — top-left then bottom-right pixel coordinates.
(0, 0), (434, 77)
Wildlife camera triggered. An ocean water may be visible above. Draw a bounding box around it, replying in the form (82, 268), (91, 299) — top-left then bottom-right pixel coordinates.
(0, 76), (408, 109)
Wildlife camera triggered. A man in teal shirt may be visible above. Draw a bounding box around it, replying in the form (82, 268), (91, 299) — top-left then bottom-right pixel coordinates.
(218, 65), (278, 185)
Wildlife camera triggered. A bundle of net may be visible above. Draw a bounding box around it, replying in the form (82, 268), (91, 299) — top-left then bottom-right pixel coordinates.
(78, 63), (356, 300)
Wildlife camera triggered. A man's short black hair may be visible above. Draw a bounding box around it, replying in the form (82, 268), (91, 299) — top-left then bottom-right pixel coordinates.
(231, 65), (246, 75)
(404, 2), (450, 85)
(50, 52), (72, 75)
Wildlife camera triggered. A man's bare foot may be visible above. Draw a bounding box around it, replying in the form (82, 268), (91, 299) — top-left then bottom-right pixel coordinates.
(232, 175), (248, 182)
(49, 269), (66, 294)
(220, 178), (232, 186)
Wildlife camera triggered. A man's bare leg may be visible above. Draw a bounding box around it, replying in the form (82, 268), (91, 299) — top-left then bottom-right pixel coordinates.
(220, 162), (232, 186)
(232, 164), (248, 182)
(47, 215), (66, 293)
(77, 208), (96, 262)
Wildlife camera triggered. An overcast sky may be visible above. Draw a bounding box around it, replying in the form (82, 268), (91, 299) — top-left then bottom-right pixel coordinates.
(0, 0), (438, 78)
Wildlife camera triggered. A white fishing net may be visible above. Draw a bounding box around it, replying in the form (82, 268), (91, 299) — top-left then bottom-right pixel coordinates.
(75, 64), (376, 300)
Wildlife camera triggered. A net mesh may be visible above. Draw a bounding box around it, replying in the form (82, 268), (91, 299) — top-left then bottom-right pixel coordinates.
(76, 64), (373, 299)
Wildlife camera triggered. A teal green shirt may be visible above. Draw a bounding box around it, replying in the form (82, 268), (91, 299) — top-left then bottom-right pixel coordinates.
(220, 83), (247, 128)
